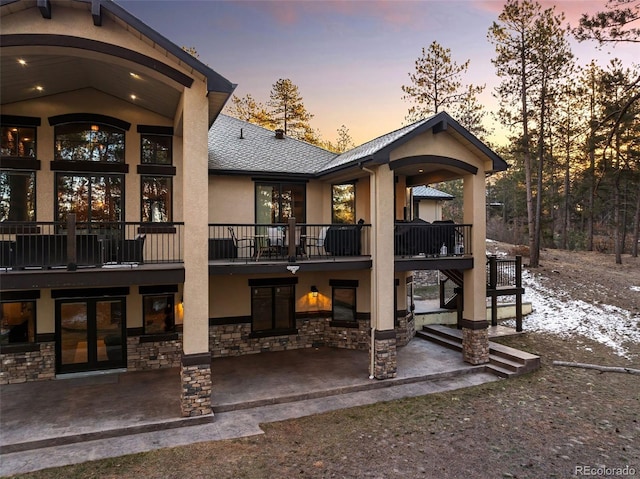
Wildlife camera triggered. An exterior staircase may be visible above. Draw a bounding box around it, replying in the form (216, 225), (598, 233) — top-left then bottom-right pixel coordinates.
(416, 324), (541, 378)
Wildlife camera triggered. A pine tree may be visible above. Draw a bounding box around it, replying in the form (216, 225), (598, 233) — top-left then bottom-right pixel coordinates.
(401, 41), (484, 123)
(225, 94), (276, 129)
(488, 0), (572, 267)
(268, 79), (315, 141)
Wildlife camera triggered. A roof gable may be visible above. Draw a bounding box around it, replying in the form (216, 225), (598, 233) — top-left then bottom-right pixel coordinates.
(319, 111), (508, 176)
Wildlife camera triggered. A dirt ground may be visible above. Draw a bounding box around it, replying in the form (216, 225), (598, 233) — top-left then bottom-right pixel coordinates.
(11, 245), (640, 479)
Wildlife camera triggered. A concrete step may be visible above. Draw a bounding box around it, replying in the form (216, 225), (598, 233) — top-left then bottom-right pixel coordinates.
(418, 324), (541, 378)
(415, 330), (462, 352)
(485, 364), (517, 379)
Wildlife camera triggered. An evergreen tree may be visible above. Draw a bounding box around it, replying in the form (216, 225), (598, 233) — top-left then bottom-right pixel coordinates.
(401, 41), (484, 123)
(225, 94), (276, 129)
(268, 79), (315, 142)
(573, 0), (640, 43)
(488, 0), (572, 267)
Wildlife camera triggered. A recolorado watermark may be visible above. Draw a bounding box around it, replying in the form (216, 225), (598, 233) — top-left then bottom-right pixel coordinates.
(575, 465), (636, 476)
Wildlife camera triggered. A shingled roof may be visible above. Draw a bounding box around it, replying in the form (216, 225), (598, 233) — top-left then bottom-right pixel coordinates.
(208, 111), (508, 177)
(208, 115), (337, 175)
(412, 186), (454, 200)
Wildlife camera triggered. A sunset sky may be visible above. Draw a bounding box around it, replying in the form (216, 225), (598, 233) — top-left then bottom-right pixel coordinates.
(118, 0), (637, 147)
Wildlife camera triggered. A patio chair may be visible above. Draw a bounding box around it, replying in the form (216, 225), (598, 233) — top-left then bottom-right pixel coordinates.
(228, 226), (254, 260)
(306, 226), (329, 257)
(266, 226), (284, 257)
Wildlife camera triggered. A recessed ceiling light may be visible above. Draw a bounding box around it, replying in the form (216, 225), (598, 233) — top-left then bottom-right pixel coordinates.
(418, 169), (424, 173)
(17, 59), (27, 66)
(129, 72), (140, 79)
(35, 86), (44, 92)
(130, 94), (137, 100)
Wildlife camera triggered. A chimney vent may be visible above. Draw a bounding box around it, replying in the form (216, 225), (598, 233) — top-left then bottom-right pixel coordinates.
(275, 129), (285, 139)
(240, 128), (244, 139)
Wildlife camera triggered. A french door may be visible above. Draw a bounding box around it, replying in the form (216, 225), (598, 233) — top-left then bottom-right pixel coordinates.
(56, 297), (126, 373)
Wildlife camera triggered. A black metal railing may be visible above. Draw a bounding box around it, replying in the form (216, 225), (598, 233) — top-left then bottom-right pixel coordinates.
(0, 218), (184, 270)
(486, 255), (523, 289)
(208, 221), (371, 263)
(394, 221), (471, 257)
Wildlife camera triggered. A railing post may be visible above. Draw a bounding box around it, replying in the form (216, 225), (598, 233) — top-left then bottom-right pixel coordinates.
(515, 255), (523, 332)
(67, 214), (77, 271)
(287, 217), (296, 261)
(488, 255), (498, 326)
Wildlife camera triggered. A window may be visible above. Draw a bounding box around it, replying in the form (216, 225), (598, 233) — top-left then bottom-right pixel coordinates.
(141, 134), (172, 165)
(55, 123), (125, 163)
(332, 287), (356, 323)
(0, 171), (35, 222)
(332, 183), (355, 224)
(0, 301), (36, 344)
(251, 284), (295, 335)
(256, 182), (306, 223)
(2, 126), (36, 158)
(142, 294), (175, 334)
(141, 176), (172, 222)
(56, 174), (123, 223)
(330, 279), (358, 326)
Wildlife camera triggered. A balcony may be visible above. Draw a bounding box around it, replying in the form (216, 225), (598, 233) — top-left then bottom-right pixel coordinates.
(394, 221), (473, 271)
(0, 219), (185, 290)
(208, 222), (372, 274)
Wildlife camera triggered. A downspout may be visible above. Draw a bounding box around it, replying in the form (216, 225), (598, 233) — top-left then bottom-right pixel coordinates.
(360, 162), (376, 379)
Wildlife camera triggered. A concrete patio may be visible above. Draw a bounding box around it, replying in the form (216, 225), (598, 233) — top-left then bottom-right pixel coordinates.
(0, 338), (498, 476)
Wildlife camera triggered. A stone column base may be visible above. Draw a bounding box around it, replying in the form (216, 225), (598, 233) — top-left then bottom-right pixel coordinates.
(461, 319), (489, 365)
(372, 330), (397, 379)
(180, 353), (213, 417)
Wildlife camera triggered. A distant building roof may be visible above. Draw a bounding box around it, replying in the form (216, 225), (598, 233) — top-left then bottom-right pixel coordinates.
(412, 186), (454, 200)
(208, 115), (336, 175)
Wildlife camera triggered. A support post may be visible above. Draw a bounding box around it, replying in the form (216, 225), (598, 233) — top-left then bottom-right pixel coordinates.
(66, 213), (77, 271)
(515, 255), (523, 332)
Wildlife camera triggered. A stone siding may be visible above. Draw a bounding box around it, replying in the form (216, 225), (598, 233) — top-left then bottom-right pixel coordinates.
(462, 327), (490, 365)
(180, 363), (212, 417)
(0, 342), (55, 384)
(372, 335), (397, 379)
(127, 336), (183, 371)
(210, 316), (372, 358)
(395, 311), (415, 347)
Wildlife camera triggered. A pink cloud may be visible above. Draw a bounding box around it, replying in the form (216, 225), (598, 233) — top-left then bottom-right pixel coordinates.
(474, 0), (605, 26)
(246, 0), (436, 30)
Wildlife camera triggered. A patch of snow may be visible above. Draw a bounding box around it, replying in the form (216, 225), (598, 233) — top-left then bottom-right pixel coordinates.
(510, 270), (640, 358)
(631, 286), (640, 292)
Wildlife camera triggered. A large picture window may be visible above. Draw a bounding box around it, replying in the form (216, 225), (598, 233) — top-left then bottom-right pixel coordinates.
(55, 123), (125, 163)
(0, 300), (36, 344)
(141, 176), (172, 222)
(332, 183), (355, 224)
(256, 182), (305, 224)
(56, 174), (123, 223)
(0, 171), (35, 222)
(251, 283), (295, 336)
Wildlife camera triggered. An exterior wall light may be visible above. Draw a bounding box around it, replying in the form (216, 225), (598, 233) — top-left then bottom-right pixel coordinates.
(310, 285), (318, 298)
